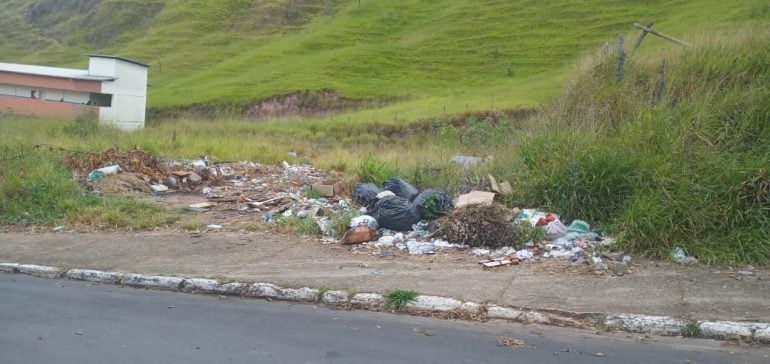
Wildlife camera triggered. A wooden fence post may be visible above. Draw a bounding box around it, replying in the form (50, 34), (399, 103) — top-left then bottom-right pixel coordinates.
(653, 60), (666, 105)
(633, 21), (654, 51)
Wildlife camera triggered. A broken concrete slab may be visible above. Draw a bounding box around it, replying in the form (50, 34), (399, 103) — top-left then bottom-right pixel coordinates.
(408, 295), (462, 312)
(487, 306), (523, 321)
(181, 279), (244, 296)
(605, 314), (686, 336)
(459, 302), (482, 315)
(18, 264), (62, 279)
(0, 263), (20, 273)
(122, 273), (183, 290)
(246, 283), (282, 299)
(322, 290), (350, 305)
(521, 311), (551, 324)
(350, 293), (384, 309)
(754, 326), (770, 343)
(698, 321), (754, 340)
(182, 278), (219, 292)
(280, 287), (319, 302)
(66, 269), (122, 284)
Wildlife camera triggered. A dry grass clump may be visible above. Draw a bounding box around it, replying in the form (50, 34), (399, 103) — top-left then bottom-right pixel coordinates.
(443, 204), (516, 248)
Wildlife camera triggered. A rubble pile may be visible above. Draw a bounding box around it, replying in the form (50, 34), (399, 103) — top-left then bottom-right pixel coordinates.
(65, 147), (338, 221)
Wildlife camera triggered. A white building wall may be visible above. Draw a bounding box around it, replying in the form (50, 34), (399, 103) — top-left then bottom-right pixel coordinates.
(89, 57), (148, 130)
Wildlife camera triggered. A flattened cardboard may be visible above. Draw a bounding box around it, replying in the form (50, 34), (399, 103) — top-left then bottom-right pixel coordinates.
(456, 191), (495, 207)
(311, 179), (343, 197)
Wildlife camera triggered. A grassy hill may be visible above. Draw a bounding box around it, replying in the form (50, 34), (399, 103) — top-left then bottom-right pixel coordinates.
(2, 0), (766, 112)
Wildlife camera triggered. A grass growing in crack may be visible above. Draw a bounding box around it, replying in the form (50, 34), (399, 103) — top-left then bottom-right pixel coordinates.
(316, 285), (335, 300)
(384, 289), (419, 310)
(683, 323), (701, 338)
(181, 222), (206, 231)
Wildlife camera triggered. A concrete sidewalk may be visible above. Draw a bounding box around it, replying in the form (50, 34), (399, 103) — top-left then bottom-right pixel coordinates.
(0, 231), (767, 322)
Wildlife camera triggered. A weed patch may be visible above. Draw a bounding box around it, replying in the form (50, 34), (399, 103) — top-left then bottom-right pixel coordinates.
(384, 289), (419, 310)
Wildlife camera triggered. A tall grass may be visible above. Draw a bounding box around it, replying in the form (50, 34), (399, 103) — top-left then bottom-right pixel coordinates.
(0, 142), (179, 229)
(504, 30), (770, 265)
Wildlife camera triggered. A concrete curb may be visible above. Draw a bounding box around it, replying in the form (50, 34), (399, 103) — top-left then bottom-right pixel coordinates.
(2, 262), (768, 344)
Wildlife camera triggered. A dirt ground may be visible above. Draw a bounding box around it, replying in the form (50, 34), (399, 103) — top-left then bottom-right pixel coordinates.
(1, 230), (767, 322)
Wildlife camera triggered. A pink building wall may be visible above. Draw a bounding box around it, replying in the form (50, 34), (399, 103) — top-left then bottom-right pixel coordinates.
(0, 96), (97, 119)
(0, 71), (102, 92)
(0, 71), (102, 119)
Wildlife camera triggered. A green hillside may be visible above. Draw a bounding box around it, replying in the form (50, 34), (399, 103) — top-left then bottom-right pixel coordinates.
(1, 0), (766, 111)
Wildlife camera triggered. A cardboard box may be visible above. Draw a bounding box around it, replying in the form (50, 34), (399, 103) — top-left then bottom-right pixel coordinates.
(311, 179), (344, 197)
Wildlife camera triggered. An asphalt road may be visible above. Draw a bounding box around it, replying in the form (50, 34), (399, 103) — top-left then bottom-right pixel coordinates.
(0, 274), (766, 364)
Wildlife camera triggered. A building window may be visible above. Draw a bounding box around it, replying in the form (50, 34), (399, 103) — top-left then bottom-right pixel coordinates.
(88, 93), (113, 107)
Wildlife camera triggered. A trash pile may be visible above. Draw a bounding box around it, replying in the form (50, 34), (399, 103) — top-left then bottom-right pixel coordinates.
(339, 177), (626, 273)
(64, 148), (630, 274)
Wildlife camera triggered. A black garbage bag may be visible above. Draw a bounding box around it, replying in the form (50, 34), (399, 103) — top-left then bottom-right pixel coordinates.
(371, 196), (421, 231)
(382, 177), (419, 201)
(352, 183), (381, 209)
(413, 189), (454, 219)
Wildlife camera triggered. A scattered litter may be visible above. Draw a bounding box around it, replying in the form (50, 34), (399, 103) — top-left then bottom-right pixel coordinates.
(498, 336), (528, 348)
(450, 155), (491, 169)
(350, 215), (378, 230)
(479, 257), (518, 268)
(671, 247), (698, 265)
(52, 226), (64, 232)
(206, 224), (222, 229)
(567, 220), (590, 234)
(417, 329), (436, 336)
(342, 223), (377, 245)
(188, 202), (214, 212)
(516, 249), (534, 260)
(489, 175), (513, 195)
(404, 239), (435, 255)
(376, 190), (396, 199)
(263, 211), (274, 223)
(149, 184), (169, 193)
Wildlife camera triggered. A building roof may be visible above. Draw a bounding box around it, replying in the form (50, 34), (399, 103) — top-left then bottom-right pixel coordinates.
(0, 62), (116, 82)
(86, 54), (150, 68)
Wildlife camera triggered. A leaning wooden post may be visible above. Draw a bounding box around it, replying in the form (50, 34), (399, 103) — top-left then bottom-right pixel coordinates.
(633, 23), (692, 47)
(633, 21), (654, 51)
(653, 60), (666, 105)
(616, 35), (625, 80)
